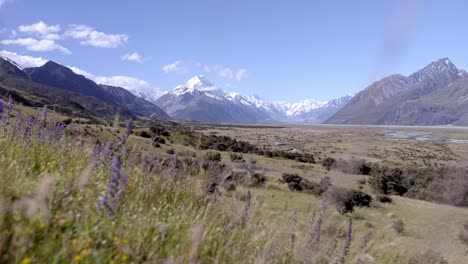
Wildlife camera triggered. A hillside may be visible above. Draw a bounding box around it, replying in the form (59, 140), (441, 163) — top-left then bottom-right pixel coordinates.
(326, 58), (468, 125)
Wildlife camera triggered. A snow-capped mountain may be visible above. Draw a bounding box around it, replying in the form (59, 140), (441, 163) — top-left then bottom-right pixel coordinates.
(154, 75), (351, 123)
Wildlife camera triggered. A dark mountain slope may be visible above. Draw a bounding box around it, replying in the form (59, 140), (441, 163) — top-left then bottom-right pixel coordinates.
(326, 58), (468, 125)
(24, 61), (168, 118)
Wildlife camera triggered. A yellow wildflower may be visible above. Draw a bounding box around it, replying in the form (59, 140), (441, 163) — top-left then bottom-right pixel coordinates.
(72, 238), (78, 247)
(120, 254), (129, 262)
(20, 258), (32, 264)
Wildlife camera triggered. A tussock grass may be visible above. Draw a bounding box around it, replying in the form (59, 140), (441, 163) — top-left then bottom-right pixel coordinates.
(1, 105), (468, 263)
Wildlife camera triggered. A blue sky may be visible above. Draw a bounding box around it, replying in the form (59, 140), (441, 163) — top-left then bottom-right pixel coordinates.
(1, 0), (468, 102)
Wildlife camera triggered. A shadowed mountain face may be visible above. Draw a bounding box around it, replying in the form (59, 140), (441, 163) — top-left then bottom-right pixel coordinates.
(0, 58), (124, 120)
(0, 58), (168, 119)
(0, 58), (29, 79)
(23, 61), (168, 119)
(24, 61), (113, 104)
(326, 58), (468, 125)
(100, 85), (169, 118)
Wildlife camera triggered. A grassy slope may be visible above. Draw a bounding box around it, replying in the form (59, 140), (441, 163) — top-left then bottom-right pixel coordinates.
(1, 107), (468, 263)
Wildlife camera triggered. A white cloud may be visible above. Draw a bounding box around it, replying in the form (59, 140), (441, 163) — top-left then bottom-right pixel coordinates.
(68, 66), (160, 96)
(202, 65), (211, 73)
(18, 21), (61, 40)
(67, 66), (95, 79)
(0, 50), (47, 68)
(162, 60), (186, 73)
(199, 63), (248, 81)
(0, 38), (71, 54)
(65, 25), (128, 48)
(236, 69), (248, 81)
(0, 50), (162, 98)
(121, 52), (143, 63)
(214, 65), (234, 80)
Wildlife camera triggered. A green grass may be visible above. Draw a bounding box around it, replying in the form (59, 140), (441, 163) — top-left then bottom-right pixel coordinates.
(1, 112), (468, 263)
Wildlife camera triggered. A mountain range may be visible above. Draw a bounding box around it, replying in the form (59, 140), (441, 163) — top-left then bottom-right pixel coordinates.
(154, 75), (352, 123)
(326, 58), (468, 125)
(2, 54), (468, 126)
(0, 58), (169, 120)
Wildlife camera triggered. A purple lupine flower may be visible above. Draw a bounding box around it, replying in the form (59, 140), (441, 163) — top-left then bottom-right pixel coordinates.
(120, 118), (133, 145)
(102, 141), (114, 162)
(23, 116), (35, 142)
(3, 98), (14, 132)
(94, 142), (102, 169)
(37, 105), (47, 138)
(12, 111), (22, 138)
(240, 190), (251, 228)
(0, 98), (3, 121)
(99, 156), (125, 215)
(339, 218), (353, 264)
(312, 200), (327, 249)
(55, 123), (65, 139)
(289, 211), (297, 252)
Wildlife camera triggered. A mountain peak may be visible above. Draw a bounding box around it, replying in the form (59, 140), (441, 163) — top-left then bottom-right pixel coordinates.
(424, 57), (458, 73)
(0, 56), (28, 78)
(186, 75), (214, 90)
(43, 60), (64, 69)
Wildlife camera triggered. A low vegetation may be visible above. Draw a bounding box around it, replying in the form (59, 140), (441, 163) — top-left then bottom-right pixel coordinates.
(1, 98), (468, 263)
(0, 101), (359, 263)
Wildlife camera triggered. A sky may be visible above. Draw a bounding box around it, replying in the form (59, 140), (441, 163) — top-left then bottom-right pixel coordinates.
(1, 0), (468, 102)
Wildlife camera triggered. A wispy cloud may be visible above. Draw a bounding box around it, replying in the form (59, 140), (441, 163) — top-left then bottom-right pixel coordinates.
(203, 64), (248, 81)
(18, 21), (61, 40)
(0, 38), (71, 54)
(162, 60), (186, 73)
(163, 60), (248, 81)
(213, 65), (234, 80)
(68, 66), (161, 96)
(235, 69), (248, 81)
(121, 52), (143, 63)
(64, 24), (128, 48)
(0, 49), (162, 97)
(0, 50), (47, 68)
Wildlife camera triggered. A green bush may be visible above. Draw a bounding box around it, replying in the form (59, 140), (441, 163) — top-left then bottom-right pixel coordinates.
(321, 157), (336, 171)
(204, 151), (222, 162)
(328, 188), (373, 214)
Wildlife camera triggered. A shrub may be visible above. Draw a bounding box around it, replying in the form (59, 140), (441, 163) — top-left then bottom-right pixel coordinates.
(321, 157), (336, 171)
(150, 126), (170, 137)
(249, 171), (267, 187)
(230, 153), (244, 163)
(204, 151), (222, 162)
(377, 195), (393, 203)
(153, 136), (166, 145)
(392, 218), (405, 235)
(369, 166), (407, 195)
(137, 130), (151, 138)
(328, 187), (373, 214)
(358, 163), (372, 175)
(280, 173), (330, 196)
(62, 118), (73, 125)
(166, 148), (175, 155)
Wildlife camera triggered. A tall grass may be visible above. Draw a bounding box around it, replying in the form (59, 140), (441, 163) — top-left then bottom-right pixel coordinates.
(0, 105), (359, 263)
